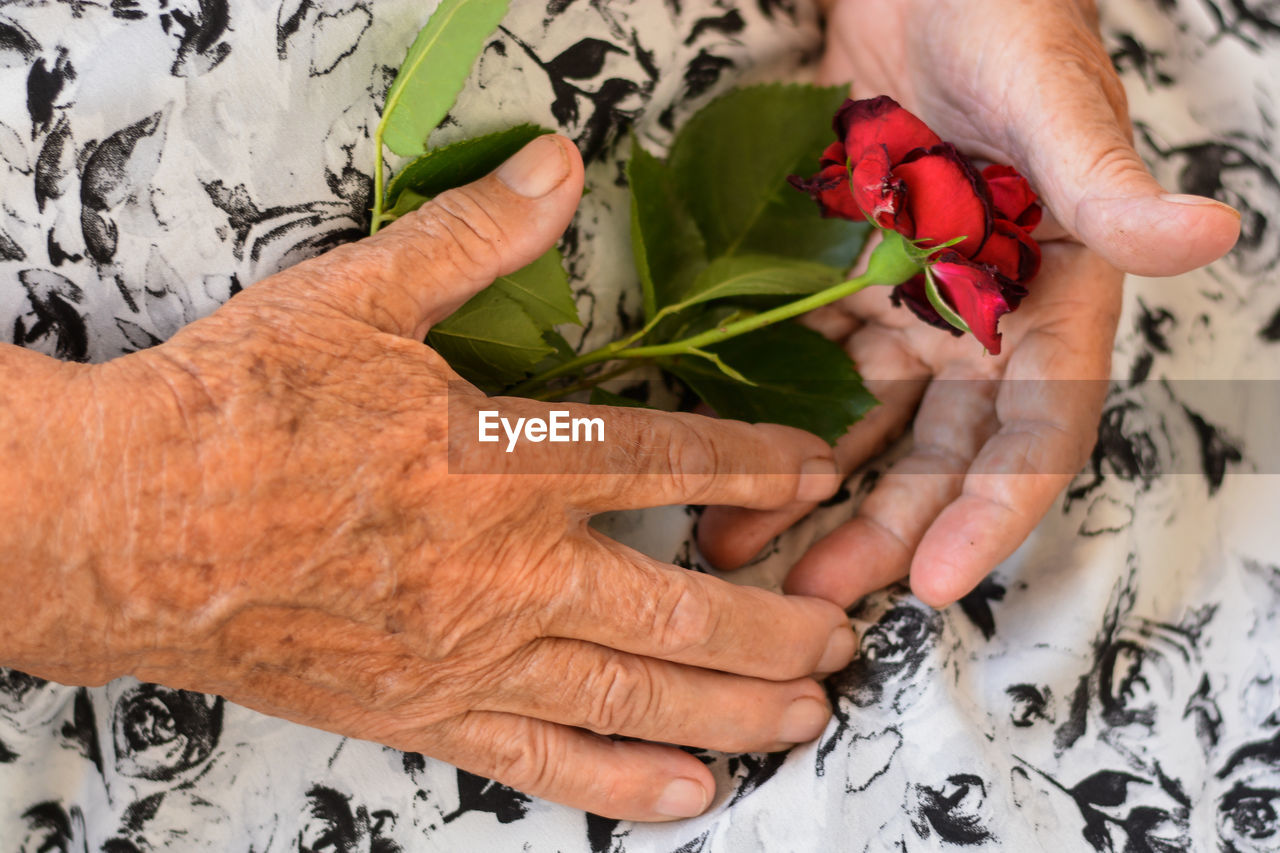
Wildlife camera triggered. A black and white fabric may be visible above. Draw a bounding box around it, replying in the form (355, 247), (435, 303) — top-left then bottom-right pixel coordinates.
(1, 1), (1278, 850)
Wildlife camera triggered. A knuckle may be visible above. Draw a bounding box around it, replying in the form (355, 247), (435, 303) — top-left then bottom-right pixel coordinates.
(593, 774), (631, 819)
(491, 720), (560, 795)
(663, 425), (721, 502)
(407, 187), (507, 285)
(648, 576), (717, 657)
(1079, 138), (1147, 188)
(291, 241), (427, 334)
(584, 654), (657, 735)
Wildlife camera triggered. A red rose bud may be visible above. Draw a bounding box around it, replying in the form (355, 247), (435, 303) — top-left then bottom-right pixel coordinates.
(792, 96), (1043, 352)
(891, 274), (958, 337)
(933, 255), (1026, 355)
(891, 253), (1026, 355)
(982, 164), (1043, 231)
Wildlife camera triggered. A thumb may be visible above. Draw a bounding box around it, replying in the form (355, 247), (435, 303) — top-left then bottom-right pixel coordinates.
(1010, 59), (1239, 276)
(278, 134), (584, 339)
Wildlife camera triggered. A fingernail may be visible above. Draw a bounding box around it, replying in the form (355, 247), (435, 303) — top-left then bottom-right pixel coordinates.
(816, 624), (856, 674)
(1159, 193), (1241, 218)
(778, 696), (831, 744)
(796, 457), (840, 503)
(496, 135), (569, 198)
(655, 777), (709, 818)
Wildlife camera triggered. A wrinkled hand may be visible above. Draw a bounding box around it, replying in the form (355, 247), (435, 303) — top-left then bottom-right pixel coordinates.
(698, 0), (1240, 607)
(17, 137), (855, 821)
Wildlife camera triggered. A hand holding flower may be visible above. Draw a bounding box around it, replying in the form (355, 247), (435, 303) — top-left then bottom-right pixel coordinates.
(699, 0), (1238, 609)
(815, 0), (1240, 275)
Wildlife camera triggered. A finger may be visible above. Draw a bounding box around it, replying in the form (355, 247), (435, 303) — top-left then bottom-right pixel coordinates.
(992, 2), (1239, 275)
(455, 396), (843, 512)
(265, 134), (585, 339)
(181, 662), (716, 821)
(908, 378), (1108, 608)
(783, 374), (1000, 606)
(432, 711), (716, 821)
(487, 638), (831, 754)
(698, 324), (929, 570)
(907, 246), (1118, 607)
(549, 534), (856, 681)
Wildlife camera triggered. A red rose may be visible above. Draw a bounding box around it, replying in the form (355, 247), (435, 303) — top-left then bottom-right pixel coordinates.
(891, 254), (1027, 355)
(792, 96), (1043, 353)
(983, 164), (1042, 231)
(973, 218), (1041, 283)
(788, 141), (865, 221)
(888, 143), (992, 257)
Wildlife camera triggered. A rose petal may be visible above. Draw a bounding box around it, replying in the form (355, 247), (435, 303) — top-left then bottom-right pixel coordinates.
(850, 148), (911, 232)
(788, 164), (864, 221)
(819, 141), (847, 168)
(972, 219), (1042, 283)
(890, 274), (962, 336)
(982, 164), (1042, 231)
(893, 144), (993, 256)
(931, 255), (1024, 354)
(836, 96), (942, 165)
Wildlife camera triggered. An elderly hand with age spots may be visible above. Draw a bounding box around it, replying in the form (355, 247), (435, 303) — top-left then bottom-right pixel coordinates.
(697, 0), (1242, 608)
(0, 135), (856, 822)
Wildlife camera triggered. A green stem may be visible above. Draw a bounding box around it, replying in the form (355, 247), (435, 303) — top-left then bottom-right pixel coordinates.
(530, 362), (646, 401)
(616, 308), (671, 350)
(511, 269), (880, 396)
(616, 269), (876, 360)
(370, 127), (387, 236)
(507, 340), (625, 395)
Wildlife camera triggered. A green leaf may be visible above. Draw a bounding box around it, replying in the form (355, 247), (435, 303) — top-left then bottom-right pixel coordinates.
(738, 153), (870, 269)
(542, 329), (578, 362)
(427, 248), (576, 390)
(386, 124), (549, 211)
(628, 141), (707, 319)
(684, 348), (752, 384)
(589, 387), (652, 408)
(923, 266), (972, 335)
(381, 188), (431, 223)
(646, 303), (749, 349)
(526, 328), (578, 377)
(663, 322), (877, 445)
(668, 84), (851, 258)
(664, 254), (842, 316)
(427, 287), (553, 391)
(491, 247), (580, 327)
(379, 0), (512, 157)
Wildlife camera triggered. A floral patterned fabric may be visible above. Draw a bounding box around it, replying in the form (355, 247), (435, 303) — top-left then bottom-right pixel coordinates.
(1, 1), (1279, 850)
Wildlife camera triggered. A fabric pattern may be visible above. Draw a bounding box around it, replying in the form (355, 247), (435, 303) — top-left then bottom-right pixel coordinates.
(1, 0), (1278, 850)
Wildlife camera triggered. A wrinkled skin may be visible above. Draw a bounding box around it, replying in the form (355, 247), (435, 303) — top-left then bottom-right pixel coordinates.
(698, 0), (1241, 607)
(0, 136), (857, 822)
